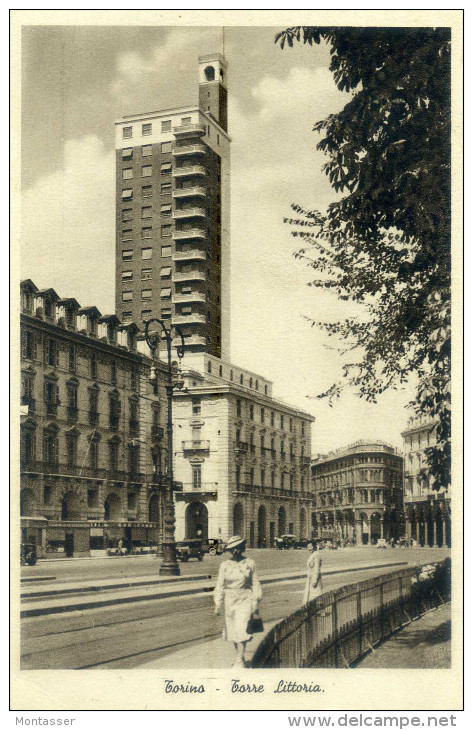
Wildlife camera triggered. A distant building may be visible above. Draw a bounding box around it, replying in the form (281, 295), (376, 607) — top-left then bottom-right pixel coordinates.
(401, 415), (451, 547)
(172, 353), (315, 545)
(20, 280), (168, 558)
(114, 53), (230, 360)
(311, 442), (404, 544)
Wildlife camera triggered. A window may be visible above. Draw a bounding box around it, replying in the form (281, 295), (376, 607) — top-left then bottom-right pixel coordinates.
(161, 183), (172, 195)
(122, 291), (133, 302)
(141, 289), (152, 301)
(122, 147), (133, 159)
(66, 432), (78, 467)
(22, 331), (36, 360)
(261, 469), (265, 487)
(302, 422), (305, 437)
(230, 369), (233, 381)
(249, 404), (254, 420)
(122, 168), (133, 180)
(141, 268), (152, 280)
(68, 346), (76, 373)
(160, 288), (171, 298)
(43, 380), (59, 417)
(261, 408), (265, 424)
(122, 208), (133, 222)
(161, 162), (172, 175)
(160, 266), (172, 277)
(121, 270), (133, 282)
(142, 165), (152, 177)
(122, 311), (132, 323)
(123, 126), (132, 139)
(192, 464), (202, 489)
(122, 229), (132, 241)
(122, 250), (133, 261)
(280, 414), (284, 429)
(141, 206), (152, 218)
(236, 399), (241, 417)
(141, 309), (152, 320)
(240, 374), (244, 385)
(142, 185), (152, 198)
(90, 353), (97, 378)
(255, 380), (259, 391)
(110, 360), (117, 385)
(192, 398), (201, 415)
(182, 117), (192, 126)
(142, 144), (152, 157)
(121, 189), (133, 200)
(161, 142), (172, 154)
(141, 226), (152, 238)
(290, 417), (293, 432)
(45, 338), (58, 367)
(161, 203), (172, 216)
(141, 248), (152, 259)
(161, 245), (172, 257)
(161, 308), (171, 319)
(161, 224), (172, 237)
(142, 123), (152, 136)
(161, 120), (171, 132)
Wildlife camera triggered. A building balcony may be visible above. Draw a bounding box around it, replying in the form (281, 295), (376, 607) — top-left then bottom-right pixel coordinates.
(172, 291), (206, 305)
(20, 459), (111, 481)
(172, 228), (207, 241)
(182, 440), (210, 452)
(173, 270), (207, 283)
(180, 335), (207, 347)
(172, 313), (207, 326)
(173, 124), (206, 137)
(172, 144), (206, 157)
(173, 186), (207, 200)
(173, 250), (207, 262)
(179, 481), (218, 494)
(172, 208), (206, 220)
(172, 165), (206, 179)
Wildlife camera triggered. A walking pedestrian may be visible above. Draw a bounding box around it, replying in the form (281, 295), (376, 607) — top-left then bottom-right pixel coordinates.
(302, 540), (323, 605)
(214, 535), (262, 668)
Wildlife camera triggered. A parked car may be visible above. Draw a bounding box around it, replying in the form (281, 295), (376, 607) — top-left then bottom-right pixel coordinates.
(274, 534), (309, 550)
(376, 538), (388, 549)
(203, 538), (226, 556)
(176, 539), (204, 561)
(21, 542), (37, 566)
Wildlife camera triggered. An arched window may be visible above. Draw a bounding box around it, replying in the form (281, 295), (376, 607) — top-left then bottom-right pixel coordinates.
(207, 360), (212, 374)
(204, 65), (215, 81)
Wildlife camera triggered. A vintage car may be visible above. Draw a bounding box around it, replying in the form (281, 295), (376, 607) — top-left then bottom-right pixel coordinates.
(376, 538), (388, 549)
(21, 542), (37, 566)
(203, 538), (226, 556)
(274, 534), (310, 550)
(175, 539), (204, 561)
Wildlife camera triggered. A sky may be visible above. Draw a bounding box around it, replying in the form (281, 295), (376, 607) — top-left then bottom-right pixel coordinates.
(20, 23), (415, 454)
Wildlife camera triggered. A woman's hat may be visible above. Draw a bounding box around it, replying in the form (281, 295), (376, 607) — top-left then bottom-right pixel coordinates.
(225, 535), (246, 552)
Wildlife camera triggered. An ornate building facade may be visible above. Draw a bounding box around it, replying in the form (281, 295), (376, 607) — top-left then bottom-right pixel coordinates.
(172, 353), (315, 546)
(401, 416), (451, 547)
(20, 280), (168, 557)
(311, 442), (404, 544)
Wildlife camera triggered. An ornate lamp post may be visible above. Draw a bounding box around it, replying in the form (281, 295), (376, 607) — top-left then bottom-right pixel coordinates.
(145, 318), (185, 576)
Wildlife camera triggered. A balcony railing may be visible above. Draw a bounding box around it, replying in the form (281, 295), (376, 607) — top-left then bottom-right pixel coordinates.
(19, 460), (146, 482)
(173, 270), (207, 283)
(182, 439), (210, 451)
(172, 144), (206, 157)
(172, 165), (206, 178)
(179, 481), (218, 493)
(173, 124), (206, 137)
(178, 335), (206, 347)
(172, 229), (207, 241)
(172, 250), (207, 262)
(173, 186), (206, 199)
(172, 207), (206, 220)
(172, 313), (206, 326)
(172, 292), (206, 304)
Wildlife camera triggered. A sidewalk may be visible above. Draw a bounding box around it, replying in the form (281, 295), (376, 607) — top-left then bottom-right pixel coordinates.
(357, 603), (451, 668)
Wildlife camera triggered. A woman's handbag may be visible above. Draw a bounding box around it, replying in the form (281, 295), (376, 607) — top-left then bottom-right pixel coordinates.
(247, 611), (264, 634)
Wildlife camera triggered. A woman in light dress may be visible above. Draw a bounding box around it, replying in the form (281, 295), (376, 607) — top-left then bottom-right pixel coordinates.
(214, 535), (262, 667)
(302, 540), (323, 604)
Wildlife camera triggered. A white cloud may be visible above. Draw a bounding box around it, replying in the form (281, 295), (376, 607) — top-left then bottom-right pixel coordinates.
(21, 135), (116, 313)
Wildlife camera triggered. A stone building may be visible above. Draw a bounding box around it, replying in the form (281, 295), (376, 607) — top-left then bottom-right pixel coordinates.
(20, 279), (168, 557)
(172, 353), (315, 546)
(401, 415), (451, 547)
(311, 442), (404, 544)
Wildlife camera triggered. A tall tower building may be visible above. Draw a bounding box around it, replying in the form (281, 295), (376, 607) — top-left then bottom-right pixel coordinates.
(114, 53), (230, 359)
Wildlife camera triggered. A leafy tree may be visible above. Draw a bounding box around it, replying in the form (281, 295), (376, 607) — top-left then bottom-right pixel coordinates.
(276, 27), (451, 490)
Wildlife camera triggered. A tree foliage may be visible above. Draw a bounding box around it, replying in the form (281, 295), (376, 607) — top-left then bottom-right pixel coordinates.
(276, 27), (451, 489)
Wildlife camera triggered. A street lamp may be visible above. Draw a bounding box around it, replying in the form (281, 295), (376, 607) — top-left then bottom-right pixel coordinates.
(145, 318), (185, 576)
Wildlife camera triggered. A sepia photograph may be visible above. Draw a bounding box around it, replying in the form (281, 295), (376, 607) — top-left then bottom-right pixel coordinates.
(11, 8), (462, 713)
